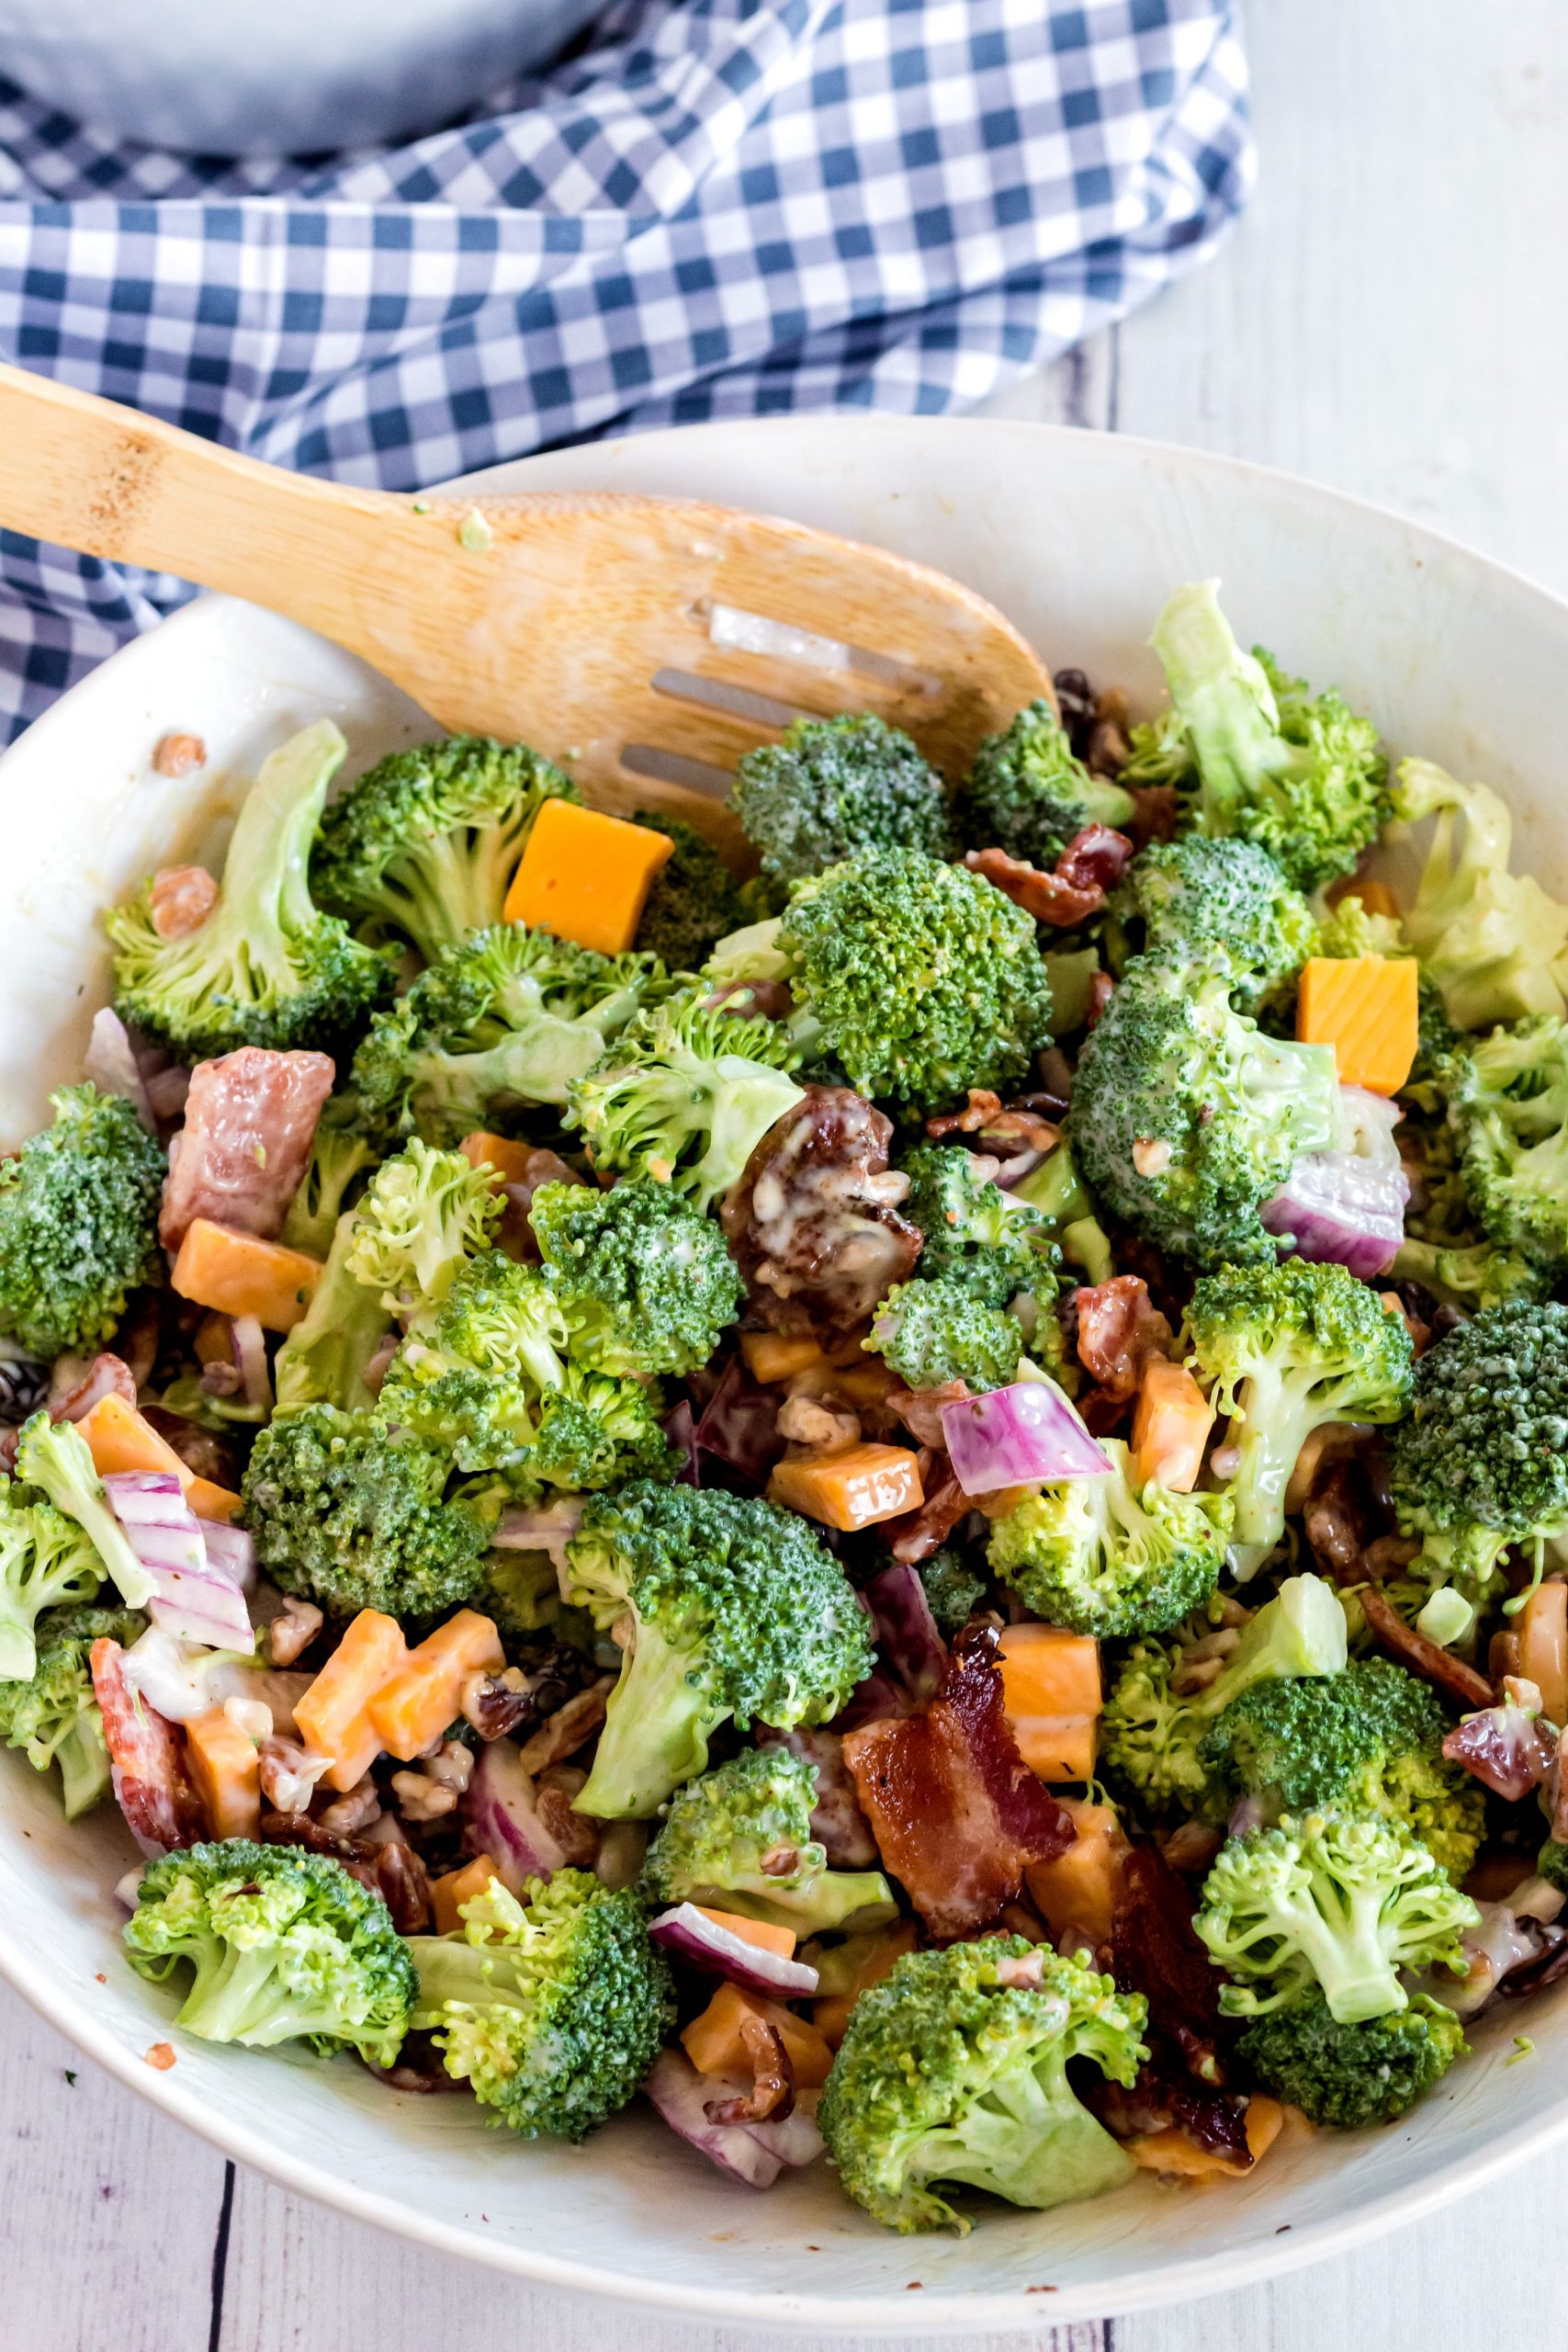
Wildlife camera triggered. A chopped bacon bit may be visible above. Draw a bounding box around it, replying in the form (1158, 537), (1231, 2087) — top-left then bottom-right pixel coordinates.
(152, 731), (207, 778)
(925, 1090), (1003, 1141)
(1123, 783), (1182, 849)
(964, 826), (1134, 928)
(842, 1623), (1073, 1939)
(48, 1351), (137, 1423)
(1112, 1845), (1224, 2083)
(886, 1379), (968, 1451)
(148, 865), (218, 940)
(143, 2042), (177, 2070)
(1360, 1586), (1495, 1711)
(160, 1046), (335, 1250)
(1085, 970), (1115, 1031)
(1072, 1275), (1174, 1402)
(90, 1639), (204, 1855)
(1442, 1703), (1557, 1802)
(705, 2011), (795, 2125)
(880, 1459), (969, 1563)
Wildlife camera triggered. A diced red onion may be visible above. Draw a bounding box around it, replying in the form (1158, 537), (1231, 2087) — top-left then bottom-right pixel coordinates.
(198, 1520), (256, 1594)
(694, 1355), (785, 1486)
(861, 1559), (947, 1701)
(1261, 1086), (1408, 1280)
(744, 2095), (824, 2170)
(661, 1398), (700, 1487)
(942, 1379), (1111, 1497)
(141, 1062), (190, 1127)
(84, 1008), (157, 1133)
(460, 1736), (566, 1892)
(649, 1904), (820, 1997)
(642, 2050), (789, 2188)
(1442, 1704), (1557, 1802)
(103, 1472), (254, 1652)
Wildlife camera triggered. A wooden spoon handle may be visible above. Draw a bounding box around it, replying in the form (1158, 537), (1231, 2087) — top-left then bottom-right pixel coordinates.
(0, 358), (431, 647)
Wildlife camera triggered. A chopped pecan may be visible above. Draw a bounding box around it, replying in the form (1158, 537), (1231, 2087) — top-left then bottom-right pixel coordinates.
(515, 1678), (615, 1775)
(268, 1596), (324, 1668)
(1359, 1586), (1495, 1710)
(964, 826), (1134, 928)
(705, 2011), (795, 2125)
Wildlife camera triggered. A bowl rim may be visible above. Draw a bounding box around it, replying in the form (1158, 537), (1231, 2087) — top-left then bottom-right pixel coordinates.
(3, 409), (1565, 2328)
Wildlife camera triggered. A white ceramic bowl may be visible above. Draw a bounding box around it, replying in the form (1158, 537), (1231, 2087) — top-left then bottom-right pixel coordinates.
(0, 0), (604, 155)
(1, 416), (1565, 2331)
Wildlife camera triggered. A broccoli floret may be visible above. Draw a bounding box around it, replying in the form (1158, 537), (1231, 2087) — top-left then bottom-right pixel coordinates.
(1313, 893), (1409, 963)
(530, 1177), (742, 1376)
(897, 1142), (1055, 1308)
(563, 1483), (874, 1817)
(1194, 1809), (1477, 2026)
(818, 1938), (1146, 2234)
(1186, 1260), (1416, 1569)
(0, 1487), (107, 1687)
(1138, 582), (1387, 892)
(958, 699), (1134, 866)
(241, 1404), (488, 1621)
(409, 1871), (673, 2139)
(0, 1601), (143, 1815)
(630, 814), (747, 971)
(730, 714), (949, 889)
(1199, 1658), (1484, 1882)
(351, 923), (672, 1148)
(770, 848), (1055, 1114)
(918, 1547), (988, 1637)
(865, 1279), (1021, 1392)
(566, 989), (806, 1214)
(1236, 1989), (1465, 2128)
(1388, 1299), (1568, 1608)
(0, 1083), (164, 1362)
(273, 1208), (395, 1417)
(987, 1439), (1233, 1639)
(479, 1550), (600, 1659)
(279, 1097), (386, 1257)
(1067, 948), (1338, 1270)
(106, 721), (395, 1062)
(1447, 1015), (1568, 1275)
(1100, 1572), (1348, 1810)
(124, 1838), (414, 2064)
(643, 1747), (896, 1933)
(310, 733), (579, 966)
(1108, 837), (1316, 1012)
(14, 1412), (154, 1614)
(1389, 1237), (1547, 1313)
(1538, 1839), (1568, 1893)
(1392, 758), (1568, 1031)
(344, 1138), (502, 1325)
(524, 1364), (677, 1498)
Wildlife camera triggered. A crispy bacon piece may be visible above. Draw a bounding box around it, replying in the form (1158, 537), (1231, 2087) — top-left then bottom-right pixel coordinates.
(705, 2011), (795, 2125)
(1112, 1845), (1224, 2083)
(964, 826), (1134, 928)
(1359, 1586), (1495, 1711)
(721, 1086), (922, 1346)
(89, 1638), (203, 1855)
(49, 1351), (137, 1423)
(160, 1046), (335, 1250)
(152, 731), (207, 779)
(1072, 1275), (1174, 1401)
(1442, 1702), (1557, 1802)
(148, 865), (218, 940)
(842, 1624), (1073, 1939)
(880, 1459), (969, 1563)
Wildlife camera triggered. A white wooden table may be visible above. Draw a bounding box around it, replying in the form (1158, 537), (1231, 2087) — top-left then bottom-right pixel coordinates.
(9, 2), (1568, 2344)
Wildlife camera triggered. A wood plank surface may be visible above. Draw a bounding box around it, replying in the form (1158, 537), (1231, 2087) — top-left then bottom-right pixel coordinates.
(7, 2), (1568, 2346)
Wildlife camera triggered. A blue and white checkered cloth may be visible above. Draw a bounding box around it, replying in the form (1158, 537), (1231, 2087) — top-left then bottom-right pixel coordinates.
(0, 0), (1252, 741)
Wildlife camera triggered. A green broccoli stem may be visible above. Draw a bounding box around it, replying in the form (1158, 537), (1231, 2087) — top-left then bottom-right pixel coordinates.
(906, 2048), (1133, 2211)
(1226, 1366), (1326, 1553)
(0, 1614), (39, 1681)
(705, 1872), (898, 1937)
(54, 1710), (110, 1819)
(412, 1015), (613, 1123)
(167, 1936), (328, 2046)
(378, 831), (515, 968)
(1274, 1880), (1408, 2026)
(574, 1621), (728, 1818)
(199, 719), (346, 997)
(1152, 582), (1291, 825)
(274, 1211), (395, 1417)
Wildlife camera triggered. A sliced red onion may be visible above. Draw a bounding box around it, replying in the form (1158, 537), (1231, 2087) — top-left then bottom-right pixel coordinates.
(1227, 1793), (1265, 1840)
(649, 1904), (820, 1998)
(829, 1665), (916, 1735)
(141, 1061), (191, 1127)
(862, 1559), (947, 1702)
(641, 2051), (784, 2188)
(461, 1736), (566, 1892)
(662, 1397), (700, 1487)
(1442, 1704), (1557, 1802)
(103, 1471), (254, 1652)
(84, 1008), (157, 1134)
(231, 1315), (273, 1413)
(694, 1355), (785, 1486)
(745, 2096), (824, 2170)
(491, 1498), (585, 1573)
(198, 1520), (256, 1594)
(1261, 1086), (1409, 1280)
(942, 1378), (1111, 1497)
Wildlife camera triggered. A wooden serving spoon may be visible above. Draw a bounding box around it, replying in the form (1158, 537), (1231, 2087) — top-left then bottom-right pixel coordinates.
(0, 360), (1054, 861)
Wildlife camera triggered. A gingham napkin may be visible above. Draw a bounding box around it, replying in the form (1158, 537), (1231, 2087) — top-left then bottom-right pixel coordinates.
(0, 0), (1252, 741)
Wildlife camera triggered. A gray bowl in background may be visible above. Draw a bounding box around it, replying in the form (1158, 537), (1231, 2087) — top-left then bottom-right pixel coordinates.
(0, 0), (605, 154)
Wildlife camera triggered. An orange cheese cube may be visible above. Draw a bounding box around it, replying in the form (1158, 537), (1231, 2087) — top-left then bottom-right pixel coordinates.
(76, 1394), (193, 1488)
(767, 1443), (923, 1531)
(185, 1705), (261, 1840)
(691, 1907), (798, 1961)
(997, 1623), (1101, 1781)
(171, 1218), (323, 1333)
(185, 1477), (244, 1525)
(1297, 954), (1419, 1096)
(1024, 1799), (1130, 1943)
(431, 1853), (502, 1935)
(369, 1610), (504, 1762)
(680, 1983), (834, 2087)
(294, 1610), (410, 1792)
(503, 797), (674, 955)
(1126, 2096), (1286, 2177)
(1518, 1579), (1568, 1729)
(1132, 1358), (1214, 1494)
(739, 1331), (829, 1385)
(457, 1131), (539, 1187)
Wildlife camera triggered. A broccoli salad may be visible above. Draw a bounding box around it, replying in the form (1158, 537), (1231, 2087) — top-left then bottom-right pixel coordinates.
(3, 574), (1567, 2237)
